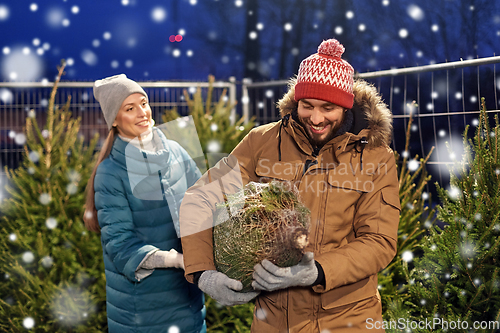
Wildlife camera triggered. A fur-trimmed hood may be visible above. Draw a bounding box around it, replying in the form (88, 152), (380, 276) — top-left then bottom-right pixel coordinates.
(277, 78), (393, 149)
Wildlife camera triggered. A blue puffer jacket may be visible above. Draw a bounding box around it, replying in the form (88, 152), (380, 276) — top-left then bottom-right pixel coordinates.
(94, 127), (206, 333)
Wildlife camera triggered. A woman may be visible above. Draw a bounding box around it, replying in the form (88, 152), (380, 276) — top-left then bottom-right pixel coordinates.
(83, 74), (206, 333)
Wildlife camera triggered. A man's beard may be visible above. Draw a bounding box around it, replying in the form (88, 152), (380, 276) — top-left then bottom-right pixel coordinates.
(295, 113), (346, 148)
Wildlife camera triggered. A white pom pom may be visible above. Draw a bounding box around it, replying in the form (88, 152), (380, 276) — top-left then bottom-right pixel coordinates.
(317, 39), (345, 58)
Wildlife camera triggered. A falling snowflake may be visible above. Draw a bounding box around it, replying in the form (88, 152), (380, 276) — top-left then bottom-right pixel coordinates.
(22, 251), (35, 264)
(29, 151), (40, 163)
(0, 88), (13, 103)
(15, 133), (26, 145)
(23, 317), (35, 329)
(8, 233), (17, 241)
(346, 11), (354, 19)
(50, 286), (96, 327)
(66, 183), (78, 195)
(39, 192), (52, 205)
(207, 140), (221, 153)
(210, 123), (218, 132)
(401, 250), (413, 262)
(84, 211), (93, 220)
(81, 49), (98, 66)
(255, 308), (267, 320)
(284, 22), (292, 31)
(460, 241), (475, 259)
(41, 256), (54, 268)
(399, 29), (409, 38)
(407, 4), (424, 21)
(447, 186), (461, 200)
(151, 7), (167, 23)
(46, 217), (58, 229)
(168, 326), (180, 333)
(265, 90), (274, 98)
(407, 159), (419, 171)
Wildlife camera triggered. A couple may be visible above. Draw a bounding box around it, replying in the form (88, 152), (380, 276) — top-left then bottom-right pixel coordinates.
(84, 38), (400, 333)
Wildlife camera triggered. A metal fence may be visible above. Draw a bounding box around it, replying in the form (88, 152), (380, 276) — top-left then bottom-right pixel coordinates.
(0, 80), (236, 201)
(1, 56), (500, 201)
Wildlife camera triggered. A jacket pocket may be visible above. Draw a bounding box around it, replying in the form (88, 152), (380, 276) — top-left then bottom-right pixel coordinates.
(381, 188), (401, 211)
(321, 171), (373, 233)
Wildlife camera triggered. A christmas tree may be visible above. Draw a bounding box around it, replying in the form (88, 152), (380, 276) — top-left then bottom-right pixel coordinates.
(0, 62), (106, 332)
(162, 75), (255, 159)
(398, 98), (500, 332)
(213, 181), (310, 292)
(378, 113), (436, 314)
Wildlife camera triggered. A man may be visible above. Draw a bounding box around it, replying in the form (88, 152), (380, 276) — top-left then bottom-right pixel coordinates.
(180, 38), (400, 332)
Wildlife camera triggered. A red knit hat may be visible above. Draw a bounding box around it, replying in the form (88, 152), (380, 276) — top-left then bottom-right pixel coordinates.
(294, 39), (354, 109)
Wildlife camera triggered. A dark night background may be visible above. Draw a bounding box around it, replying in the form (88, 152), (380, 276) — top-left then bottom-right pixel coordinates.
(1, 0), (499, 83)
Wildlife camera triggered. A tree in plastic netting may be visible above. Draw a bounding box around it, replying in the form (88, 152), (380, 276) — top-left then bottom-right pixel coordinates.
(213, 180), (310, 292)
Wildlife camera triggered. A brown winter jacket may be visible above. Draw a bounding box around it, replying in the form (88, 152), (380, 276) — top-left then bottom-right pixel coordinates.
(180, 79), (401, 332)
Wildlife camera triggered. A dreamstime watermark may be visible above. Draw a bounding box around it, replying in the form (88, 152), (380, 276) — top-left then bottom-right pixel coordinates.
(366, 317), (500, 330)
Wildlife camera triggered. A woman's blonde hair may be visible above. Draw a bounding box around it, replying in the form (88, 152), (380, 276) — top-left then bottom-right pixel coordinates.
(83, 127), (118, 233)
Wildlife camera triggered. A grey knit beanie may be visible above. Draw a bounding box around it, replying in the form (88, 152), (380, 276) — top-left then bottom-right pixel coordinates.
(93, 74), (148, 130)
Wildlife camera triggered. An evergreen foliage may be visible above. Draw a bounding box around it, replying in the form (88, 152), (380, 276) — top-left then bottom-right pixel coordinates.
(378, 114), (436, 314)
(213, 181), (310, 291)
(162, 75), (255, 157)
(398, 99), (500, 332)
(0, 62), (106, 332)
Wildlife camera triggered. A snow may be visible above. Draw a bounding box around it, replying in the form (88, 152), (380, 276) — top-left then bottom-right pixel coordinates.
(0, 88), (13, 104)
(81, 49), (98, 66)
(41, 256), (54, 268)
(151, 7), (167, 23)
(22, 251), (35, 263)
(23, 317), (35, 329)
(407, 4), (424, 21)
(407, 159), (419, 171)
(39, 193), (52, 205)
(402, 250), (413, 262)
(29, 151), (40, 163)
(399, 29), (409, 38)
(0, 4), (9, 21)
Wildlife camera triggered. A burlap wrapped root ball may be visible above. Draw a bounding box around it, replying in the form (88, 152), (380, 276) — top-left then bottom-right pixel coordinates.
(213, 181), (310, 292)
